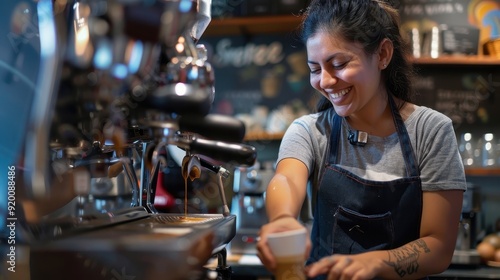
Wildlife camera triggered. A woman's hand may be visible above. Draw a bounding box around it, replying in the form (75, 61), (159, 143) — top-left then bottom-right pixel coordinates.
(256, 217), (311, 273)
(305, 253), (383, 280)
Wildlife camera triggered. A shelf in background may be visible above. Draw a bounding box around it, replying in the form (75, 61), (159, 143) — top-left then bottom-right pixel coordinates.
(204, 15), (302, 37)
(413, 55), (500, 65)
(465, 167), (500, 176)
(204, 16), (500, 66)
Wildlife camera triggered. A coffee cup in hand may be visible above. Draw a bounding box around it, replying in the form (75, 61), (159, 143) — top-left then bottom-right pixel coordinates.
(267, 228), (308, 280)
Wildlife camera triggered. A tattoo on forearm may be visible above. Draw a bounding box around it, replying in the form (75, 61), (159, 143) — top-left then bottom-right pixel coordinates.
(384, 240), (431, 278)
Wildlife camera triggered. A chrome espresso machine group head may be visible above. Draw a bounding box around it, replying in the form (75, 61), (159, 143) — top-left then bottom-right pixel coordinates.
(0, 1), (256, 279)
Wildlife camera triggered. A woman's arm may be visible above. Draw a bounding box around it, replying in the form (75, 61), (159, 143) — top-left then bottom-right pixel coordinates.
(306, 189), (463, 279)
(265, 158), (309, 221)
(256, 158), (311, 271)
(384, 190), (463, 277)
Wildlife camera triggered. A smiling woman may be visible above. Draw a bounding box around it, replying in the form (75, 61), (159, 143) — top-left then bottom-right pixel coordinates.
(256, 1), (467, 280)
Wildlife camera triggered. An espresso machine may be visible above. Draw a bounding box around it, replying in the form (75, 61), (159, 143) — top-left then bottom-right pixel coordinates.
(452, 183), (482, 266)
(230, 161), (274, 254)
(0, 0), (256, 279)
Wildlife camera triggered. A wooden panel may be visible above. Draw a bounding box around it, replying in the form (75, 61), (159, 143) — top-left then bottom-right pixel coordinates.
(204, 15), (302, 37)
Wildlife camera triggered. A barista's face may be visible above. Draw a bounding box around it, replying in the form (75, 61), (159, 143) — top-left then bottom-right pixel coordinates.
(306, 31), (385, 117)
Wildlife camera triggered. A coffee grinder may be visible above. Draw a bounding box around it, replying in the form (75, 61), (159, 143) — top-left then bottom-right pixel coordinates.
(230, 161), (274, 254)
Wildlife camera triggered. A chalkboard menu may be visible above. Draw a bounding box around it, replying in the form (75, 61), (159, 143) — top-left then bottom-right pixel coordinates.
(199, 34), (317, 133)
(398, 0), (500, 55)
(399, 0), (472, 26)
(414, 64), (500, 134)
(399, 0), (500, 133)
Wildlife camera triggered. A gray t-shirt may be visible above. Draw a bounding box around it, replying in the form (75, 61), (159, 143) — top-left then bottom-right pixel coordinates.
(278, 106), (467, 199)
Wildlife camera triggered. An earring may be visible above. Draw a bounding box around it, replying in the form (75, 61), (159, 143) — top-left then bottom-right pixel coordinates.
(383, 64), (387, 68)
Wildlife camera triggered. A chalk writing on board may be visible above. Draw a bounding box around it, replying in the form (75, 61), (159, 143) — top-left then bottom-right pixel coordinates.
(401, 2), (465, 17)
(415, 72), (500, 129)
(398, 0), (473, 28)
(212, 39), (285, 67)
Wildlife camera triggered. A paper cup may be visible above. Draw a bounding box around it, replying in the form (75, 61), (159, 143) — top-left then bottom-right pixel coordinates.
(267, 228), (307, 257)
(267, 228), (307, 280)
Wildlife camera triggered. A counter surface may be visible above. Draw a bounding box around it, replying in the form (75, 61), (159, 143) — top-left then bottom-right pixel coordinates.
(217, 254), (500, 280)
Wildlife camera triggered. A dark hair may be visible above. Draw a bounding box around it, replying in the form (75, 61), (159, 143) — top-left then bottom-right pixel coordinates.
(301, 0), (416, 112)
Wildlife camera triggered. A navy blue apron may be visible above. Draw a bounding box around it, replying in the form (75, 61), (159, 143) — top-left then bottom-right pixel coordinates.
(307, 97), (426, 279)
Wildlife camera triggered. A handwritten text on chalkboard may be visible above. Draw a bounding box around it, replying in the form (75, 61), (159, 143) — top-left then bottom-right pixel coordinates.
(415, 71), (500, 130)
(401, 2), (465, 17)
(213, 38), (285, 67)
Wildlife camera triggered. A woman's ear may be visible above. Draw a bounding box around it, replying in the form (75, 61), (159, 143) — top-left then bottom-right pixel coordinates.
(378, 38), (394, 69)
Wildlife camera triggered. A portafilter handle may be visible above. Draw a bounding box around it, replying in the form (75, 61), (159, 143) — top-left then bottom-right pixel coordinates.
(178, 114), (246, 143)
(185, 138), (257, 167)
(146, 113), (248, 149)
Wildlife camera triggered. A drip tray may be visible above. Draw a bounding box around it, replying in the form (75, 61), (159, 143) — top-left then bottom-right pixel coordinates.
(30, 213), (236, 280)
(153, 213), (225, 225)
(112, 213), (229, 231)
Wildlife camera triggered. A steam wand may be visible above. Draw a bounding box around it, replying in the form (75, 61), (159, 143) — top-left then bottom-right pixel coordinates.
(200, 158), (230, 217)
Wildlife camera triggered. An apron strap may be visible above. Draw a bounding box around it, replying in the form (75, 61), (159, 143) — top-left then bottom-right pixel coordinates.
(328, 114), (343, 164)
(388, 96), (420, 177)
